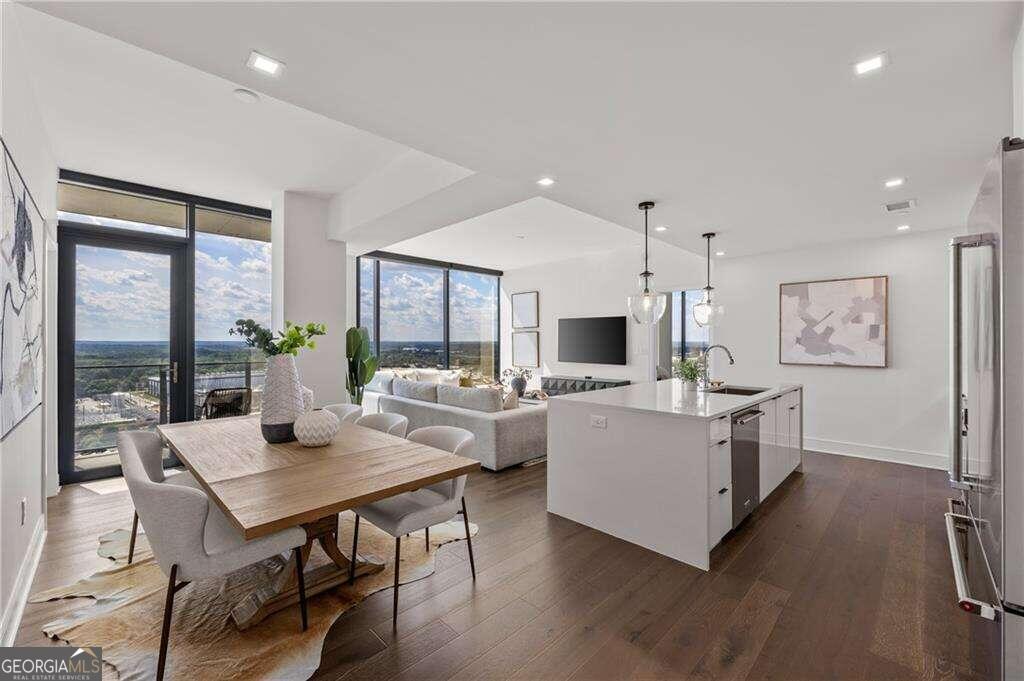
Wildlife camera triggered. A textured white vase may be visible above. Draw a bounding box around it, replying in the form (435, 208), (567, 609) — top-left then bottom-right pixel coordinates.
(261, 354), (304, 443)
(294, 409), (340, 447)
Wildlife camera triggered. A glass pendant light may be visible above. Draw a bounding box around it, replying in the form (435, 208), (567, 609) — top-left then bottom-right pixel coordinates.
(626, 201), (667, 324)
(692, 232), (722, 327)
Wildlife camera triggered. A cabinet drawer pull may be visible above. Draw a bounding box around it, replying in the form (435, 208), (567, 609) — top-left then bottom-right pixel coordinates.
(789, 405), (797, 411)
(717, 438), (729, 446)
(718, 487), (728, 495)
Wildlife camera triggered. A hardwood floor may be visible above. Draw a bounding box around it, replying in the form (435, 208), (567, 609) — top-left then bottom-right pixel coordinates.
(17, 451), (994, 680)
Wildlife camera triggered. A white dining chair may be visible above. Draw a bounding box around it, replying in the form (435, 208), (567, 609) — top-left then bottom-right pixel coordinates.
(324, 403), (362, 424)
(355, 412), (409, 438)
(118, 431), (309, 681)
(350, 426), (476, 626)
(124, 460), (196, 565)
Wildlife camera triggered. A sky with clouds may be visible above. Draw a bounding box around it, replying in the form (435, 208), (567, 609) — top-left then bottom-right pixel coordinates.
(361, 259), (497, 343)
(74, 228), (271, 342)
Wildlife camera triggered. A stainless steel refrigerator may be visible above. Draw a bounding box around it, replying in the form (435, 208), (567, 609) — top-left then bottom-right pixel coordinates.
(949, 137), (1024, 680)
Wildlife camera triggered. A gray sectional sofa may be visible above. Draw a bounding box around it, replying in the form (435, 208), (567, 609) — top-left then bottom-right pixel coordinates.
(376, 377), (547, 471)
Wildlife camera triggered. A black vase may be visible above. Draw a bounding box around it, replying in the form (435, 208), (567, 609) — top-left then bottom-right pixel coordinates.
(511, 376), (527, 398)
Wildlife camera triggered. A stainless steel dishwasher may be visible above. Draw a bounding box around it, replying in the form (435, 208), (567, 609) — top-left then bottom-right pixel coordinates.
(731, 408), (763, 528)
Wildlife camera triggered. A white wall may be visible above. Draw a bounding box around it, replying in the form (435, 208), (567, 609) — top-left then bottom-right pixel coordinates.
(499, 242), (705, 388)
(711, 229), (958, 469)
(0, 4), (57, 643)
(271, 191), (348, 405)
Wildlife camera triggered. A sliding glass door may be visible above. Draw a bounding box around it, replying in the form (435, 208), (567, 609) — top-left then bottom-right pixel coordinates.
(57, 225), (188, 483)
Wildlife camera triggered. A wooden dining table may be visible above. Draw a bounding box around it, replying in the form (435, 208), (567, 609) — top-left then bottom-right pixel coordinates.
(157, 415), (480, 629)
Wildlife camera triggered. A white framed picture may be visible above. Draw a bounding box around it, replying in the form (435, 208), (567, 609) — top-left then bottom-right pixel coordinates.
(779, 275), (888, 367)
(512, 331), (539, 368)
(512, 291), (539, 329)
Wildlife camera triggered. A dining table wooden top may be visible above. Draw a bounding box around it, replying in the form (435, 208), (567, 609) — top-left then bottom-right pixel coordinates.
(157, 415), (480, 540)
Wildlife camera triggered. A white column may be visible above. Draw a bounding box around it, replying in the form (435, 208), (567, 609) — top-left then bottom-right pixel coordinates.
(271, 192), (348, 406)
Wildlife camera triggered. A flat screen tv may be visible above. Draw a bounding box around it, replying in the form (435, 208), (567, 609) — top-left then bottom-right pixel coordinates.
(557, 316), (627, 365)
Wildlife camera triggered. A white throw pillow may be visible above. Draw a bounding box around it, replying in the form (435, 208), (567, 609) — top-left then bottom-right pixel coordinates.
(415, 369), (441, 383)
(438, 369), (462, 387)
(502, 390), (519, 410)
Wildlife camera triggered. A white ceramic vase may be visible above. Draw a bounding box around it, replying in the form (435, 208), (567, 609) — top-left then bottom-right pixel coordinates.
(294, 409), (340, 447)
(261, 354), (305, 443)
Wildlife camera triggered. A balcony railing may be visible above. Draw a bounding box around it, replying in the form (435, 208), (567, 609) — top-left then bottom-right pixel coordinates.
(73, 360), (266, 458)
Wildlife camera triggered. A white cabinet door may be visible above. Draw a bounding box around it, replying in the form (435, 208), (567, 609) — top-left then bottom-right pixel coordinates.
(708, 484), (732, 549)
(774, 395), (791, 489)
(758, 397), (776, 501)
(789, 394), (802, 470)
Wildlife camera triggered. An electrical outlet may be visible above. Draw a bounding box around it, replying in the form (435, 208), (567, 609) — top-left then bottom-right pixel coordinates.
(20, 497), (27, 526)
(590, 415), (607, 429)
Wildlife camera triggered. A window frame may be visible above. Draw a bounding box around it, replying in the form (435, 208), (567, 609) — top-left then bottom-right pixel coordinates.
(57, 170), (271, 426)
(356, 250), (503, 379)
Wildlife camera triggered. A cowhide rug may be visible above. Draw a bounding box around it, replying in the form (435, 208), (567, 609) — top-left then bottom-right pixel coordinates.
(30, 511), (477, 681)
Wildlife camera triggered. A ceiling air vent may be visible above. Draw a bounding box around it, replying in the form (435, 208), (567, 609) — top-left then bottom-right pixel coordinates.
(883, 199), (917, 214)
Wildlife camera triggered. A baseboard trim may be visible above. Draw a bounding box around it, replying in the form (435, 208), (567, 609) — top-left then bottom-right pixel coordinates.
(0, 514), (47, 646)
(805, 436), (946, 470)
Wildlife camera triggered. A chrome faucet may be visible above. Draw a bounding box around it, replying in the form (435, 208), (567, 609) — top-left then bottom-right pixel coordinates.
(698, 344), (735, 390)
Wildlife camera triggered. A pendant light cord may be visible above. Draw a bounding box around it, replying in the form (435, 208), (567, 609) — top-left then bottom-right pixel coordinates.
(643, 206), (650, 291)
(705, 234), (710, 289)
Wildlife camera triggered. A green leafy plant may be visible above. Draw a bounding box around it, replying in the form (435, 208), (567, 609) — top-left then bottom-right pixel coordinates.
(345, 326), (379, 405)
(673, 357), (701, 382)
(229, 319), (326, 356)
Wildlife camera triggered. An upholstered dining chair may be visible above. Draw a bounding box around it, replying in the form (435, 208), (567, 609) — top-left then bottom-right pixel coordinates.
(349, 425), (476, 626)
(355, 412), (409, 438)
(324, 403), (362, 424)
(118, 431), (308, 681)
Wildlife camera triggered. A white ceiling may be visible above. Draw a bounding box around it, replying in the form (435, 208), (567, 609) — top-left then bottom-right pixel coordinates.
(387, 196), (644, 271)
(22, 2), (1021, 259)
(13, 6), (408, 209)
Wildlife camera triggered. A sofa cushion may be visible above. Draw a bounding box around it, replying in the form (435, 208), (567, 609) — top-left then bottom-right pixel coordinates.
(393, 378), (438, 402)
(367, 370), (395, 394)
(437, 385), (502, 413)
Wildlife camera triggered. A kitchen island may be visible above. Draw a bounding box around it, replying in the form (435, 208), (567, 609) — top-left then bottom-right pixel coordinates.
(546, 379), (803, 570)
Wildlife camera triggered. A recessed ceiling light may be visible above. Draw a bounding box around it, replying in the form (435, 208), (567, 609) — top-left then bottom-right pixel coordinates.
(536, 177), (555, 187)
(854, 52), (888, 76)
(897, 224), (911, 231)
(654, 225), (668, 232)
(715, 251), (726, 256)
(247, 50), (284, 77)
(514, 234), (526, 239)
(233, 88), (260, 104)
(884, 177), (905, 189)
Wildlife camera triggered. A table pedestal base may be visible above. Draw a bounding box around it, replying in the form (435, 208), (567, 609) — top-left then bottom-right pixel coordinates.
(231, 514), (384, 629)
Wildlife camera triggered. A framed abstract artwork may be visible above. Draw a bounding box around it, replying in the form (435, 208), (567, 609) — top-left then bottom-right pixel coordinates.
(0, 138), (45, 437)
(779, 275), (888, 368)
(511, 291), (538, 329)
(512, 331), (539, 368)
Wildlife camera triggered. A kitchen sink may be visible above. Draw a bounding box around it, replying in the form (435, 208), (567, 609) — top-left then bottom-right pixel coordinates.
(705, 385), (770, 396)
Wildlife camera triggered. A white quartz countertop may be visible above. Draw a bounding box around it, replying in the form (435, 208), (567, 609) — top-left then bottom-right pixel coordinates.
(550, 379), (802, 420)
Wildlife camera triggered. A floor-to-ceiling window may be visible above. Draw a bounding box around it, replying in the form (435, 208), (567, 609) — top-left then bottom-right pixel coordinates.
(378, 260), (445, 368)
(194, 207), (271, 414)
(57, 172), (271, 483)
(672, 289), (711, 363)
(449, 270), (498, 380)
(357, 252), (501, 381)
